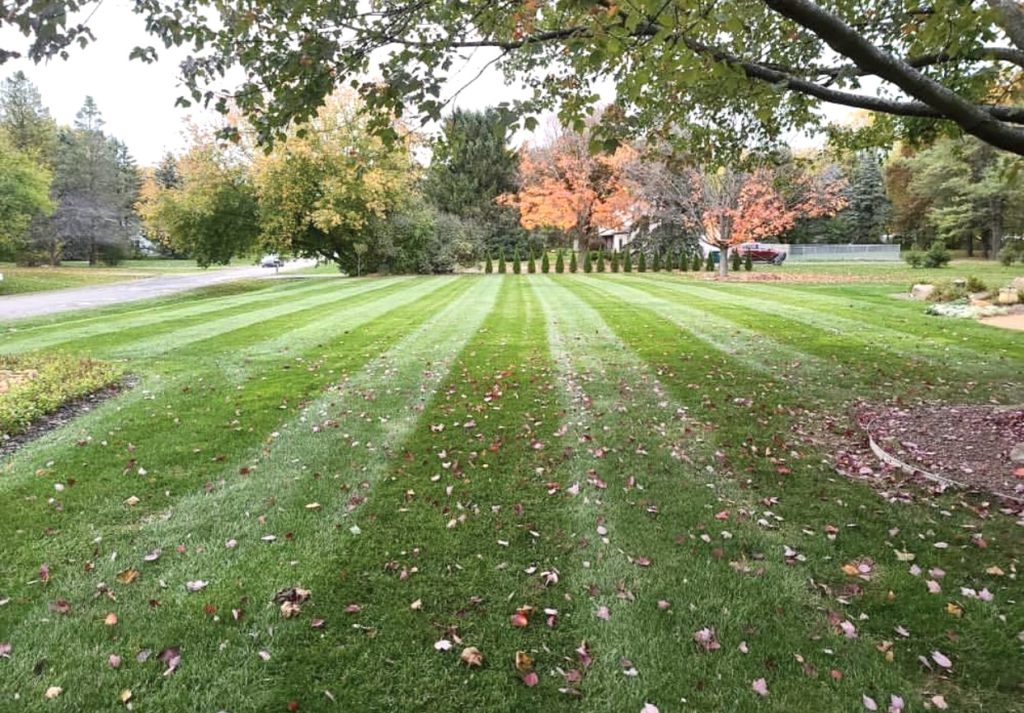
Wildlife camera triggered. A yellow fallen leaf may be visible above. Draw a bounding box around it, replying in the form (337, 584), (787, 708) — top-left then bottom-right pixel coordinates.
(119, 689), (132, 704)
(840, 564), (859, 577)
(104, 612), (118, 626)
(985, 566), (1004, 576)
(124, 496), (140, 507)
(946, 602), (963, 618)
(44, 686), (62, 699)
(514, 650), (533, 673)
(409, 599), (422, 611)
(305, 502), (322, 511)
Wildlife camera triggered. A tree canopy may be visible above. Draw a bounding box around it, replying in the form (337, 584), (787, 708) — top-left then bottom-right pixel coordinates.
(7, 2), (1024, 157)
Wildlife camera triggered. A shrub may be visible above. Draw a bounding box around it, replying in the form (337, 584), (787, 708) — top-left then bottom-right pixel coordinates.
(555, 251), (565, 273)
(0, 354), (123, 437)
(98, 242), (127, 266)
(485, 255), (493, 274)
(744, 252), (753, 271)
(680, 252), (688, 272)
(999, 239), (1024, 265)
(595, 249), (605, 272)
(513, 248), (522, 274)
(652, 251), (661, 271)
(705, 252), (715, 271)
(731, 249), (741, 272)
(583, 249), (592, 273)
(569, 251), (578, 273)
(638, 251), (646, 272)
(541, 252), (550, 273)
(610, 251), (619, 272)
(691, 254), (701, 271)
(624, 250), (632, 272)
(527, 252), (536, 273)
(498, 251), (507, 274)
(906, 241), (951, 268)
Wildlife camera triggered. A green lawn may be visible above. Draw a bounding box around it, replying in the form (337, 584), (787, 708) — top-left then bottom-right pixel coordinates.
(759, 258), (1021, 286)
(0, 274), (1021, 712)
(0, 260), (233, 296)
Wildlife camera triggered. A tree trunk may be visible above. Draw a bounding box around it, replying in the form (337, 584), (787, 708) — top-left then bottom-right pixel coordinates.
(719, 246), (729, 277)
(966, 232), (974, 257)
(990, 197), (1005, 260)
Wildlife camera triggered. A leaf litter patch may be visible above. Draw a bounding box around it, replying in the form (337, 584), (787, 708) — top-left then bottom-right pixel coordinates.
(833, 402), (1024, 507)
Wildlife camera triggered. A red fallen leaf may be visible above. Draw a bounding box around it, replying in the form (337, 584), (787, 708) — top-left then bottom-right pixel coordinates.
(510, 612), (529, 628)
(310, 618), (325, 629)
(0, 642), (11, 658)
(521, 671), (539, 687)
(633, 557), (652, 567)
(344, 603), (362, 614)
(829, 669), (843, 680)
(287, 700), (299, 712)
(39, 563), (50, 585)
(751, 677), (769, 697)
(576, 641), (592, 667)
(714, 511), (730, 520)
(49, 600), (71, 615)
(775, 466), (791, 475)
(1014, 466), (1024, 479)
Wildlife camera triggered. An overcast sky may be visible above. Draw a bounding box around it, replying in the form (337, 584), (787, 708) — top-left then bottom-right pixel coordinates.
(1, 1), (836, 166)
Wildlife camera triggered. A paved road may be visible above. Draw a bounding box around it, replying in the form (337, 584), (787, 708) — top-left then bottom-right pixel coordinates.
(0, 261), (315, 322)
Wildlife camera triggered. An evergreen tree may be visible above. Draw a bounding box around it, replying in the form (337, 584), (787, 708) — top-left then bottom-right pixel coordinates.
(744, 252), (753, 271)
(705, 252), (715, 271)
(498, 250), (507, 273)
(691, 253), (701, 271)
(154, 151), (182, 189)
(423, 108), (523, 255)
(680, 251), (688, 271)
(611, 251), (619, 272)
(541, 251), (550, 273)
(569, 250), (578, 273)
(731, 248), (741, 271)
(595, 249), (605, 272)
(624, 249), (632, 272)
(638, 251), (646, 272)
(513, 247), (521, 273)
(555, 250), (564, 273)
(652, 251), (661, 271)
(583, 249), (592, 272)
(848, 150), (890, 243)
(0, 71), (57, 164)
(485, 254), (493, 273)
(527, 251), (536, 273)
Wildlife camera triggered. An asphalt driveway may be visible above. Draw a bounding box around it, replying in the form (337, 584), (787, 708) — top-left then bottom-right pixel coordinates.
(0, 261), (315, 322)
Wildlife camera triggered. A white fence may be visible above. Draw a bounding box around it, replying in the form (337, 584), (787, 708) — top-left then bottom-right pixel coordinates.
(783, 244), (902, 262)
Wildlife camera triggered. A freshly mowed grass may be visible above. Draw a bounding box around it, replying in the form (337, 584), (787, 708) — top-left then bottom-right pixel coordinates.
(0, 273), (1021, 712)
(756, 258), (1021, 286)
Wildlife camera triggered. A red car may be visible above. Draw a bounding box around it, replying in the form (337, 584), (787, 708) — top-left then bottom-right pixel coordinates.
(736, 243), (786, 264)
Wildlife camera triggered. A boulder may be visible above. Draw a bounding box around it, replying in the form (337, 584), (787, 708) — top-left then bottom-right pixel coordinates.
(1012, 276), (1024, 292)
(997, 287), (1020, 305)
(910, 283), (935, 300)
(1011, 443), (1024, 465)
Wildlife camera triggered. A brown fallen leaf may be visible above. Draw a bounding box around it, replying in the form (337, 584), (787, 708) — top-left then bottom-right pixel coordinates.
(116, 568), (140, 585)
(514, 650), (533, 672)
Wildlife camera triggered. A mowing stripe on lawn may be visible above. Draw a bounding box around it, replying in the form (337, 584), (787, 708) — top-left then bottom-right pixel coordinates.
(634, 275), (1002, 371)
(108, 276), (419, 359)
(531, 276), (926, 710)
(580, 275), (826, 376)
(0, 279), (487, 709)
(626, 275), (1023, 399)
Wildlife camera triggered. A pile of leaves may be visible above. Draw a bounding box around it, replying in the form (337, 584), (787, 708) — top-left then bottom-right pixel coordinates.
(0, 354), (124, 438)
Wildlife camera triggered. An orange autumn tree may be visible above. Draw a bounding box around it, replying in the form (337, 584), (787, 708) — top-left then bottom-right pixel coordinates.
(626, 156), (848, 276)
(500, 129), (640, 249)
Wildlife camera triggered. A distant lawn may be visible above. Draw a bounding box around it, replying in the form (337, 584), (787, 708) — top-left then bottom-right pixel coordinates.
(759, 258), (1022, 285)
(0, 260), (238, 296)
(0, 274), (1021, 712)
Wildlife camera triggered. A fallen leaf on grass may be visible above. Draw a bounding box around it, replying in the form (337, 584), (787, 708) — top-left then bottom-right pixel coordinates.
(460, 647), (484, 667)
(116, 568), (139, 585)
(751, 678), (769, 697)
(44, 686), (62, 699)
(185, 580), (208, 592)
(888, 694), (905, 712)
(576, 641), (592, 667)
(693, 627), (721, 651)
(930, 694), (949, 710)
(514, 651), (533, 672)
(595, 606), (610, 621)
(641, 705), (659, 713)
(39, 563), (49, 585)
(0, 643), (9, 659)
(158, 647), (181, 675)
(257, 649), (271, 662)
(118, 689), (132, 704)
(48, 600), (70, 615)
(124, 496), (140, 507)
(108, 654), (121, 668)
(143, 550), (161, 562)
(280, 601), (301, 618)
(863, 695), (878, 711)
(931, 650), (952, 669)
(104, 613), (118, 626)
(521, 671), (539, 687)
(434, 639), (452, 652)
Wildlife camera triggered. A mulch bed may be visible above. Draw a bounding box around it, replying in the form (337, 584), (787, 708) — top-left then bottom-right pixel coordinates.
(831, 402), (1024, 509)
(0, 377), (136, 459)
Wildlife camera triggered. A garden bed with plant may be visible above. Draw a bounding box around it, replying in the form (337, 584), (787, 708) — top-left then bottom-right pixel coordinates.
(0, 354), (125, 442)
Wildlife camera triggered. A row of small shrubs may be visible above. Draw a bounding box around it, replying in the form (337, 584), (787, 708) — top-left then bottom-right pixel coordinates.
(484, 250), (752, 273)
(0, 354), (124, 437)
(904, 241), (952, 268)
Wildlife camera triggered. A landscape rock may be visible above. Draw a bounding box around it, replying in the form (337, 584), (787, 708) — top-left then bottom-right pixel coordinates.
(910, 284), (935, 300)
(997, 288), (1020, 305)
(1011, 443), (1024, 465)
(1011, 276), (1024, 291)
